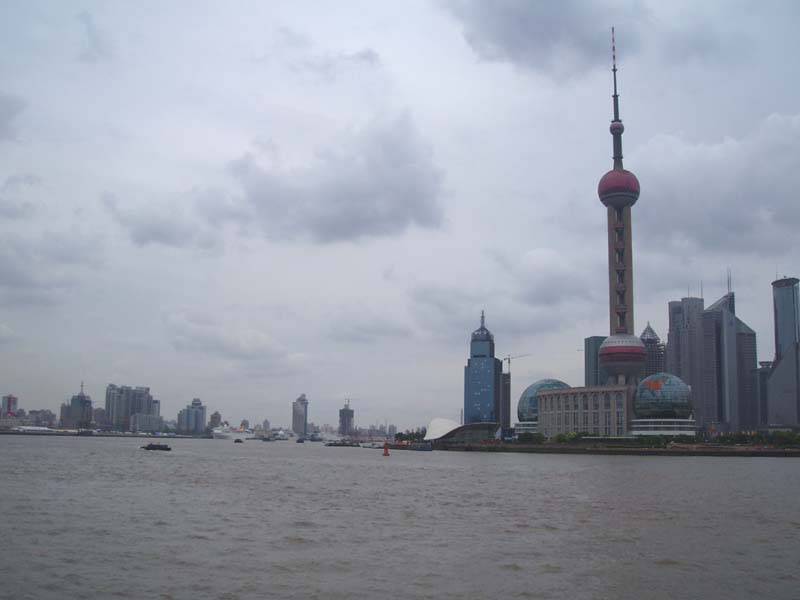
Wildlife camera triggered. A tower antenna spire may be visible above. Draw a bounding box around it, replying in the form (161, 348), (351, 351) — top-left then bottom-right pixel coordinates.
(610, 27), (625, 170)
(480, 309), (485, 328)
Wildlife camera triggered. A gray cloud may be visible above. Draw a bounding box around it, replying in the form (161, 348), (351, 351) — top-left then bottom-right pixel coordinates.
(635, 113), (800, 256)
(441, 0), (646, 76)
(76, 11), (115, 62)
(103, 193), (205, 248)
(290, 47), (381, 80)
(223, 113), (445, 243)
(163, 310), (300, 375)
(0, 92), (25, 141)
(0, 323), (15, 344)
(0, 173), (42, 219)
(328, 307), (411, 343)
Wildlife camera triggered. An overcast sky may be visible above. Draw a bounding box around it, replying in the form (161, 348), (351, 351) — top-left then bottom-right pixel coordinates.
(1, 1), (799, 430)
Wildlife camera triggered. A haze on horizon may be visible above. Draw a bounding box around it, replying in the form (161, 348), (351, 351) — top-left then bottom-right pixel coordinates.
(1, 1), (799, 430)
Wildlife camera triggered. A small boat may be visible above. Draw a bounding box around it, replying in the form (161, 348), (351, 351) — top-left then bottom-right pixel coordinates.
(296, 437), (305, 443)
(141, 443), (171, 451)
(234, 439), (244, 444)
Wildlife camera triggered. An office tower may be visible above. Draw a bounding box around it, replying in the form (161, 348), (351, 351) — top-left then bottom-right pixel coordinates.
(1, 394), (18, 416)
(338, 400), (354, 436)
(501, 372), (511, 430)
(177, 398), (207, 434)
(105, 384), (158, 431)
(640, 323), (666, 377)
(768, 277), (800, 426)
(701, 292), (758, 431)
(292, 393), (309, 436)
(209, 411), (222, 428)
(756, 362), (773, 427)
(60, 383), (93, 429)
(584, 336), (608, 386)
(665, 297), (705, 406)
(596, 31), (646, 385)
(463, 311), (503, 424)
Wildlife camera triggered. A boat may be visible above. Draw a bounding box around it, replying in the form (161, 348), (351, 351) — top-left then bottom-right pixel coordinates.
(324, 439), (361, 447)
(234, 438), (244, 444)
(212, 426), (232, 440)
(141, 443), (171, 451)
(296, 437), (305, 443)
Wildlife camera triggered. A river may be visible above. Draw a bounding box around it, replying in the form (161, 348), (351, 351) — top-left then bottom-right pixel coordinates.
(1, 435), (798, 599)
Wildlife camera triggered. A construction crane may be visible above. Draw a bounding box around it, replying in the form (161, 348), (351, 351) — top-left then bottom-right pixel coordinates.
(503, 353), (532, 377)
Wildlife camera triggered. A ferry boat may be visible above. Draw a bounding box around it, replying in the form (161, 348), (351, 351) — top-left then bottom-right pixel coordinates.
(141, 443), (171, 451)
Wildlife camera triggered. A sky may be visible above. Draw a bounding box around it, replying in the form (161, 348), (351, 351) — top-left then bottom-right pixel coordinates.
(1, 1), (799, 430)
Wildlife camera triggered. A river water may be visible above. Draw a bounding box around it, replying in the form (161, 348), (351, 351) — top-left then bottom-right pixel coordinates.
(0, 435), (798, 599)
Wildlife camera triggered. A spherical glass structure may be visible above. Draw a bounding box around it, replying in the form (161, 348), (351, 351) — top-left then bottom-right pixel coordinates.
(517, 379), (570, 422)
(634, 373), (692, 419)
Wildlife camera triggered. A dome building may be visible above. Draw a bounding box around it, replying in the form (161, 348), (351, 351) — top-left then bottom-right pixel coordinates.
(514, 379), (570, 437)
(629, 373), (696, 436)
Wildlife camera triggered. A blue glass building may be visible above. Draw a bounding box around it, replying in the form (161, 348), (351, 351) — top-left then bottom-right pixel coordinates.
(464, 312), (503, 424)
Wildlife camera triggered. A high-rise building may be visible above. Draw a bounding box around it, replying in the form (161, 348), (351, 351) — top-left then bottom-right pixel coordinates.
(1, 394), (18, 416)
(60, 383), (93, 429)
(665, 297), (705, 408)
(756, 361), (773, 427)
(701, 292), (758, 431)
(595, 33), (647, 386)
(501, 372), (511, 430)
(463, 311), (503, 424)
(105, 384), (158, 431)
(767, 277), (800, 426)
(292, 394), (309, 436)
(338, 400), (354, 437)
(584, 336), (608, 386)
(640, 323), (665, 377)
(177, 398), (206, 434)
(209, 411), (222, 428)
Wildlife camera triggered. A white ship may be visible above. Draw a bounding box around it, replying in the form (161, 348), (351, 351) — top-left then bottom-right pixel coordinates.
(211, 427), (232, 440)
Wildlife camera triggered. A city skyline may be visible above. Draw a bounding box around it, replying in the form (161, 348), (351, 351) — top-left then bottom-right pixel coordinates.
(1, 3), (800, 429)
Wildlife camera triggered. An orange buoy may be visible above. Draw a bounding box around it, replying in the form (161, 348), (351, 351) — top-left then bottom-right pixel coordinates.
(383, 441), (390, 456)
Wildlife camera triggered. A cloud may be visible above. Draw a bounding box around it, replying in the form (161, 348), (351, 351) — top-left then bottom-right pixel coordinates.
(0, 323), (16, 344)
(513, 248), (597, 306)
(0, 173), (42, 219)
(221, 113), (445, 243)
(441, 0), (646, 76)
(0, 92), (26, 141)
(103, 193), (206, 248)
(635, 113), (800, 256)
(328, 307), (411, 343)
(76, 11), (115, 62)
(163, 310), (300, 375)
(289, 47), (381, 80)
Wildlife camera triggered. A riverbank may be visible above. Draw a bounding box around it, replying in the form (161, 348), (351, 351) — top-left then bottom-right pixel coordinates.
(441, 443), (800, 457)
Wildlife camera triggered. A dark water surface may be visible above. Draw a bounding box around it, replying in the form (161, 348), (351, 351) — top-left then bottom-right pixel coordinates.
(1, 436), (799, 599)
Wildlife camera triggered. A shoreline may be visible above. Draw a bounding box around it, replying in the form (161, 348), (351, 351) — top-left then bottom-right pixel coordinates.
(440, 443), (800, 457)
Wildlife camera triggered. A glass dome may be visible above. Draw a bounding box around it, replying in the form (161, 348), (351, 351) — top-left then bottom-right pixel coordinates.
(634, 373), (692, 419)
(517, 379), (570, 422)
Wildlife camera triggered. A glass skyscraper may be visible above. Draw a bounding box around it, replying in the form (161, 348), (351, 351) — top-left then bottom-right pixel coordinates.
(463, 312), (502, 424)
(768, 277), (800, 426)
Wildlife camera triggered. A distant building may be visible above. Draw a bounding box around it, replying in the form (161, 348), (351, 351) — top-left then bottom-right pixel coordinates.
(464, 312), (503, 424)
(177, 398), (207, 434)
(1, 394), (18, 416)
(501, 372), (511, 430)
(105, 384), (158, 431)
(338, 400), (354, 436)
(640, 323), (665, 377)
(209, 411), (222, 428)
(292, 394), (309, 436)
(130, 413), (164, 433)
(60, 383), (93, 429)
(665, 298), (705, 407)
(92, 407), (107, 427)
(767, 277), (800, 426)
(387, 424), (397, 437)
(756, 361), (773, 427)
(262, 418), (271, 431)
(583, 336), (608, 386)
(27, 409), (56, 428)
(701, 292), (758, 431)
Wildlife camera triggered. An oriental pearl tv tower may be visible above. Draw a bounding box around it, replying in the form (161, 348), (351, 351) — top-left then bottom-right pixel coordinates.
(597, 28), (647, 385)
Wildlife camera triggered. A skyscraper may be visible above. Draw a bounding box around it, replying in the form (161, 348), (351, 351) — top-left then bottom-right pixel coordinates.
(665, 297), (705, 407)
(701, 292), (758, 431)
(105, 384), (158, 431)
(768, 277), (800, 426)
(292, 393), (309, 436)
(60, 383), (93, 429)
(338, 400), (354, 437)
(463, 311), (502, 424)
(596, 30), (646, 385)
(1, 394), (18, 416)
(640, 323), (665, 377)
(584, 336), (608, 386)
(177, 398), (206, 434)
